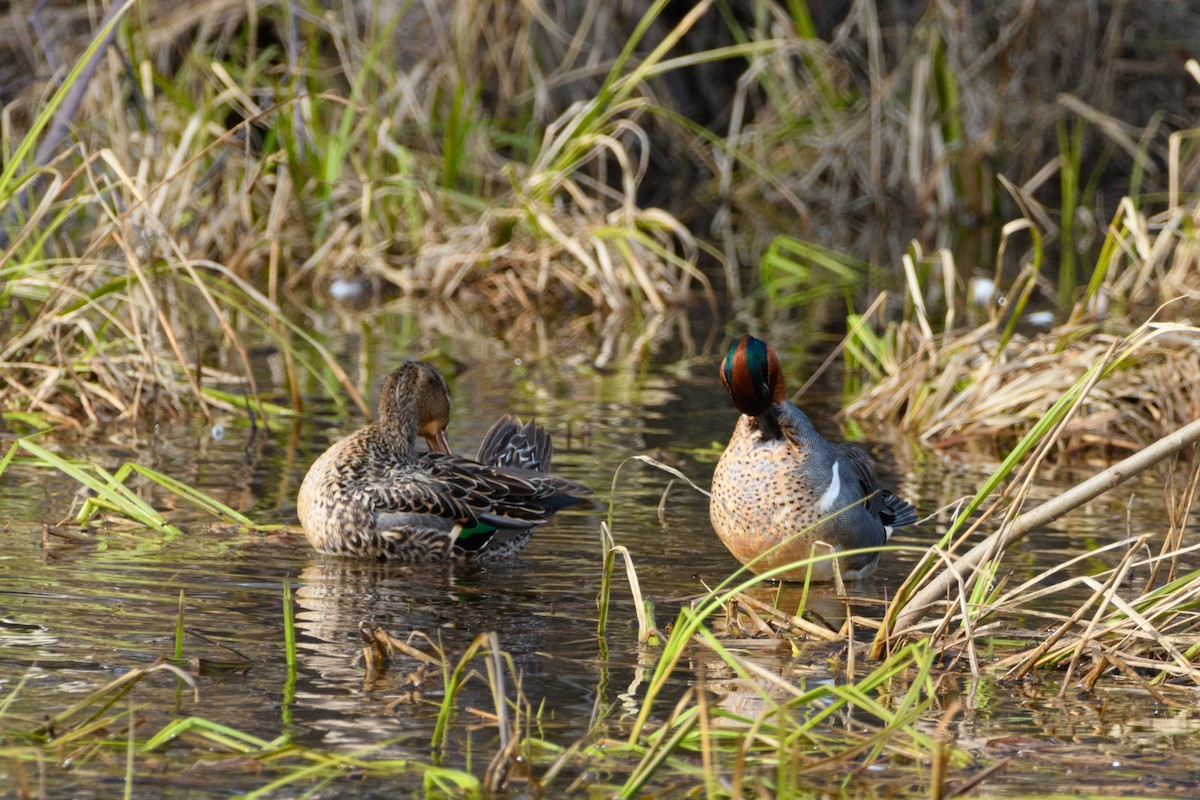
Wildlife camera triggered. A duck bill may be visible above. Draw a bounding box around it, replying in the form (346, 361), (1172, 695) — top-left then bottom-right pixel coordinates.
(424, 430), (452, 454)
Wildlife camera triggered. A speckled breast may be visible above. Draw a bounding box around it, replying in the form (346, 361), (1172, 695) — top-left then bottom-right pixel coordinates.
(709, 417), (839, 581)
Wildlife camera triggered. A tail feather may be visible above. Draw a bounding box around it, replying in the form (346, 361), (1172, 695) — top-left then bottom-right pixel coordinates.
(476, 414), (591, 508)
(477, 415), (552, 472)
(879, 491), (919, 534)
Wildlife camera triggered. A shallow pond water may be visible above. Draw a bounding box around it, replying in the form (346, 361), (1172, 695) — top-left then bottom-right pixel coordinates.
(1, 333), (1199, 797)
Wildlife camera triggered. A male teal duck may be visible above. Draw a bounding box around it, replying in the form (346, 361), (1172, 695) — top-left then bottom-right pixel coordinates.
(709, 335), (918, 581)
(297, 361), (589, 562)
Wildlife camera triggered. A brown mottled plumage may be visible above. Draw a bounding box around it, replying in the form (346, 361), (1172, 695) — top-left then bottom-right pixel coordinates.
(710, 336), (918, 581)
(297, 361), (589, 562)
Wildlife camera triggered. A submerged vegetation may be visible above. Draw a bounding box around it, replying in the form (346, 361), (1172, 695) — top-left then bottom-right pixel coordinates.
(3, 0), (1200, 796)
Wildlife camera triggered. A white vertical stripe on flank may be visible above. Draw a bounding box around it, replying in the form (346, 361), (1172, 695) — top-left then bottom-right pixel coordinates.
(816, 461), (841, 515)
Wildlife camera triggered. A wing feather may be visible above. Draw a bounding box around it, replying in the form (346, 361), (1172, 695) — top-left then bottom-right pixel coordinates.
(833, 442), (884, 516)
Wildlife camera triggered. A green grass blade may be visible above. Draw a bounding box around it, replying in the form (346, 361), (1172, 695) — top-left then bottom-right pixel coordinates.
(17, 439), (176, 533)
(0, 0), (138, 200)
(126, 463), (256, 528)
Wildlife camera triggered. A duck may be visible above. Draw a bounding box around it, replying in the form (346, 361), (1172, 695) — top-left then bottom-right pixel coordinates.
(297, 361), (590, 562)
(709, 335), (917, 581)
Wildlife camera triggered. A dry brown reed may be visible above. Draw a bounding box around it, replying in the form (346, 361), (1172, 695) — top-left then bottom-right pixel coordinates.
(842, 173), (1200, 455)
(1, 0), (733, 426)
(849, 308), (1200, 693)
(846, 315), (1200, 456)
(910, 522), (1200, 691)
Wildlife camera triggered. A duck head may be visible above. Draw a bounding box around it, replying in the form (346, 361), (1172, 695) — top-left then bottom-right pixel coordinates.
(378, 361), (452, 453)
(720, 335), (786, 417)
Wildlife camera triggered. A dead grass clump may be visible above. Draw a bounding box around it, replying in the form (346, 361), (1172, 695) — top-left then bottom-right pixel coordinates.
(840, 170), (1200, 456)
(4, 0), (717, 306)
(356, 101), (714, 318)
(279, 0), (721, 318)
(1, 0), (722, 424)
(886, 454), (1200, 691)
(846, 318), (1200, 456)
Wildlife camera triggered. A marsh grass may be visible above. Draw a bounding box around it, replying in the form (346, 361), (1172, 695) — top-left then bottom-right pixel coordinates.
(745, 83), (1200, 674)
(5, 3), (1200, 427)
(6, 2), (1200, 795)
(818, 241), (1200, 682)
(839, 233), (1200, 456)
(595, 447), (1199, 793)
(869, 416), (1200, 682)
(0, 12), (369, 425)
(0, 435), (278, 533)
(796, 148), (1200, 679)
(0, 635), (940, 795)
(3, 461), (966, 797)
(792, 249), (1200, 701)
(824, 56), (1200, 454)
(885, 522), (1200, 693)
(4, 439), (1194, 796)
(0, 0), (760, 429)
(0, 584), (483, 797)
(594, 565), (961, 797)
(585, 455), (971, 795)
(586, 403), (1200, 792)
(705, 1), (1200, 283)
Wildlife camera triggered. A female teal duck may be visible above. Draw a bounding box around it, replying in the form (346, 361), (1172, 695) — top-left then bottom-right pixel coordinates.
(297, 361), (589, 562)
(710, 335), (917, 581)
